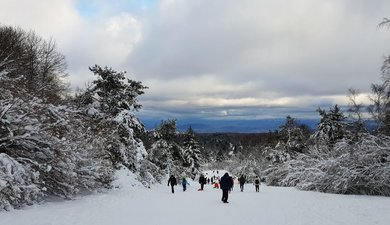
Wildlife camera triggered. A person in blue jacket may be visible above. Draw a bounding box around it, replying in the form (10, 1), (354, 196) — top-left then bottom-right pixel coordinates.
(181, 176), (190, 191)
(219, 172), (233, 203)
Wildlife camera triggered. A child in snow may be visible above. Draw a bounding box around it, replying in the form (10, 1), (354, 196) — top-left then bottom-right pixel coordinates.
(182, 176), (190, 191)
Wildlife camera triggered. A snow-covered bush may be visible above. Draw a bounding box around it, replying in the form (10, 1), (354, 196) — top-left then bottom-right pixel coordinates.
(263, 144), (294, 164)
(0, 153), (42, 211)
(0, 96), (115, 202)
(229, 159), (262, 181)
(265, 134), (390, 196)
(137, 159), (162, 186)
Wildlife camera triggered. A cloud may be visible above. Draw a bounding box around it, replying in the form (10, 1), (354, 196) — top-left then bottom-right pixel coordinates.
(0, 0), (142, 87)
(1, 0), (389, 120)
(126, 0), (389, 119)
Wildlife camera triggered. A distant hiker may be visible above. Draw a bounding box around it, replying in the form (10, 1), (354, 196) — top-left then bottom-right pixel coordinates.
(254, 176), (260, 192)
(182, 176), (190, 191)
(207, 178), (210, 185)
(211, 177), (214, 184)
(238, 175), (246, 192)
(213, 182), (219, 189)
(168, 175), (177, 194)
(198, 174), (207, 191)
(220, 172), (233, 203)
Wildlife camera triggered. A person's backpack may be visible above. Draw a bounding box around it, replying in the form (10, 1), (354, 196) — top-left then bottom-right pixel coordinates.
(255, 179), (260, 185)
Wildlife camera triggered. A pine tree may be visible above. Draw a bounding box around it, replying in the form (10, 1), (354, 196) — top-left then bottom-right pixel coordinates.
(278, 115), (307, 153)
(148, 119), (181, 176)
(182, 126), (202, 177)
(312, 105), (346, 149)
(86, 65), (147, 115)
(76, 65), (148, 169)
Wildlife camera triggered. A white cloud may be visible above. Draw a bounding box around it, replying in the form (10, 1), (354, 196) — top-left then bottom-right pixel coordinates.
(0, 0), (142, 88)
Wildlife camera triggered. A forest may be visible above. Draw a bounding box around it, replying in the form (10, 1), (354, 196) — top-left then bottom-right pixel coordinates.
(1, 22), (390, 211)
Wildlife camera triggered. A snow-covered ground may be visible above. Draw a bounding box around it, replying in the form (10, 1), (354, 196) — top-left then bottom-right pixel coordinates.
(1, 169), (390, 225)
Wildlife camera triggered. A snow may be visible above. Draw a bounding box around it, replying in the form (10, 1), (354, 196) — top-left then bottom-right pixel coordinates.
(1, 169), (390, 225)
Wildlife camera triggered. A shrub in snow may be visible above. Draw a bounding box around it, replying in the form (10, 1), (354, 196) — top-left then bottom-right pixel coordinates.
(137, 159), (161, 186)
(263, 145), (294, 164)
(0, 97), (114, 202)
(229, 159), (262, 181)
(265, 134), (390, 196)
(0, 153), (42, 210)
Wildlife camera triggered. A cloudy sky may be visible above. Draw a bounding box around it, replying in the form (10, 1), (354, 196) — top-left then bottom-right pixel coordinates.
(1, 0), (389, 122)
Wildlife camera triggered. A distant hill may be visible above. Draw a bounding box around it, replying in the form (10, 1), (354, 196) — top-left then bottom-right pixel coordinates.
(140, 118), (319, 133)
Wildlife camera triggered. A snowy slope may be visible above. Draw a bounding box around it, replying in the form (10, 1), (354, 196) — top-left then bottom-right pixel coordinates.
(1, 169), (389, 225)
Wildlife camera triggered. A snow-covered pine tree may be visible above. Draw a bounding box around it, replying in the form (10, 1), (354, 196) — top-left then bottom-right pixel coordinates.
(312, 105), (346, 151)
(182, 126), (202, 178)
(76, 65), (148, 171)
(278, 115), (307, 153)
(147, 119), (180, 176)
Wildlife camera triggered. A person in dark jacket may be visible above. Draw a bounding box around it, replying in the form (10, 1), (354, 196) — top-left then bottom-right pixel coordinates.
(254, 176), (260, 192)
(238, 175), (246, 192)
(230, 176), (234, 192)
(219, 172), (233, 203)
(168, 175), (177, 193)
(198, 174), (206, 191)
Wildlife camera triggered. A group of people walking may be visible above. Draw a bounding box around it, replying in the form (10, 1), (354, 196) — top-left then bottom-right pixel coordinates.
(237, 175), (260, 192)
(167, 172), (262, 203)
(168, 174), (190, 193)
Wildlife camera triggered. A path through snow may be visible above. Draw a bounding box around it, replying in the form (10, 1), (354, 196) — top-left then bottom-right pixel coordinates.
(1, 170), (389, 225)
